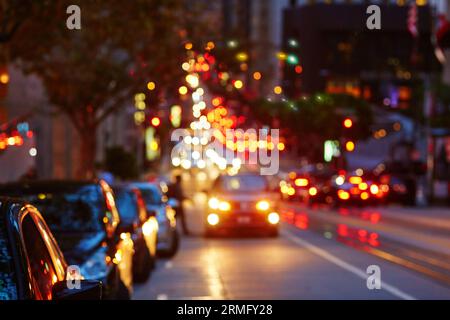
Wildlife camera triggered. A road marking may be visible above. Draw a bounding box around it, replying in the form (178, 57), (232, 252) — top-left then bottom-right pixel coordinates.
(165, 261), (173, 269)
(156, 294), (168, 300)
(282, 229), (416, 300)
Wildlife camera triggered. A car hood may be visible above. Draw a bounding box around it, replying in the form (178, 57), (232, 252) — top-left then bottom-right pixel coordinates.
(213, 192), (278, 202)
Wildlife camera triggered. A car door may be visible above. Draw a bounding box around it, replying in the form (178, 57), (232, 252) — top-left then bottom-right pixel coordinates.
(18, 206), (67, 300)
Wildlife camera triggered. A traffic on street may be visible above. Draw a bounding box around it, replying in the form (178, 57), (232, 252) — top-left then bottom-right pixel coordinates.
(1, 0), (450, 306)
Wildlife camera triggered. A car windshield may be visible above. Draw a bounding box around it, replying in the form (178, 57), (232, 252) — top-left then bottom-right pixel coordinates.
(220, 175), (268, 193)
(0, 217), (18, 300)
(139, 187), (162, 206)
(25, 185), (103, 233)
(114, 188), (138, 225)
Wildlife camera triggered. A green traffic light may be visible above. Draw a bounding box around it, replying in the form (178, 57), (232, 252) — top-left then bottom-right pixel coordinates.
(287, 54), (299, 65)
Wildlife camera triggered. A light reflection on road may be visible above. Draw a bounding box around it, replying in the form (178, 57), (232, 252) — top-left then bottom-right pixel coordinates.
(280, 203), (450, 286)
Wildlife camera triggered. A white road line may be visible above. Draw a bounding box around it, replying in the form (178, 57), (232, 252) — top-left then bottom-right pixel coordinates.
(156, 294), (169, 300)
(282, 229), (417, 300)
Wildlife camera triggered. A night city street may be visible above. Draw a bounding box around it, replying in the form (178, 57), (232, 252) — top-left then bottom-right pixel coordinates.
(131, 191), (450, 300)
(1, 0), (450, 307)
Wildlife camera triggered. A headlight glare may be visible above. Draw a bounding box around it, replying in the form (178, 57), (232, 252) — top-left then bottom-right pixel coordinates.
(256, 200), (270, 211)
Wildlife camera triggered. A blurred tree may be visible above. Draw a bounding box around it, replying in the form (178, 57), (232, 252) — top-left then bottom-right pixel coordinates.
(104, 146), (138, 180)
(6, 0), (214, 177)
(0, 0), (35, 44)
(251, 93), (374, 162)
(431, 80), (450, 129)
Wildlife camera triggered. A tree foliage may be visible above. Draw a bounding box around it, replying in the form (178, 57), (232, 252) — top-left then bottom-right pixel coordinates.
(431, 80), (450, 129)
(0, 0), (34, 45)
(251, 93), (374, 161)
(104, 146), (138, 180)
(5, 0), (214, 177)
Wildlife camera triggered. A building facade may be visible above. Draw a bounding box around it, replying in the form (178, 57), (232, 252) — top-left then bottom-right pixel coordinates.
(282, 1), (437, 105)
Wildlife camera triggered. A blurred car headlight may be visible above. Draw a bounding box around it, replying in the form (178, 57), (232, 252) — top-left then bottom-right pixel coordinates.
(207, 213), (220, 226)
(208, 197), (220, 210)
(268, 212), (280, 225)
(335, 176), (345, 186)
(209, 198), (231, 211)
(256, 200), (270, 211)
(218, 201), (231, 211)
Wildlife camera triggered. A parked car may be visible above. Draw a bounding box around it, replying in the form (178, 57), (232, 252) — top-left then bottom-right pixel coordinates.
(132, 182), (179, 257)
(113, 184), (158, 283)
(205, 173), (280, 237)
(0, 197), (102, 300)
(0, 180), (133, 299)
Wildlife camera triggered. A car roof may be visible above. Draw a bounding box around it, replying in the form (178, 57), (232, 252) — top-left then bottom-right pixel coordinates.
(0, 180), (100, 195)
(112, 183), (133, 190)
(131, 182), (159, 190)
(112, 184), (139, 197)
(0, 197), (23, 218)
(0, 198), (31, 239)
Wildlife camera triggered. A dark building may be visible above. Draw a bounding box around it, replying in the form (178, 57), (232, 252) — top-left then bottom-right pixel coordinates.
(282, 3), (438, 109)
(221, 0), (285, 97)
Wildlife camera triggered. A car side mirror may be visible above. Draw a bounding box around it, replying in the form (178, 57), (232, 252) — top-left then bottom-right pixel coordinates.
(52, 280), (102, 300)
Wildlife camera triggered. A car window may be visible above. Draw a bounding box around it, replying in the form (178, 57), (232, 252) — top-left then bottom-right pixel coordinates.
(27, 185), (103, 233)
(0, 216), (18, 300)
(22, 214), (58, 300)
(115, 189), (139, 225)
(32, 211), (67, 283)
(139, 187), (162, 206)
(220, 175), (268, 193)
